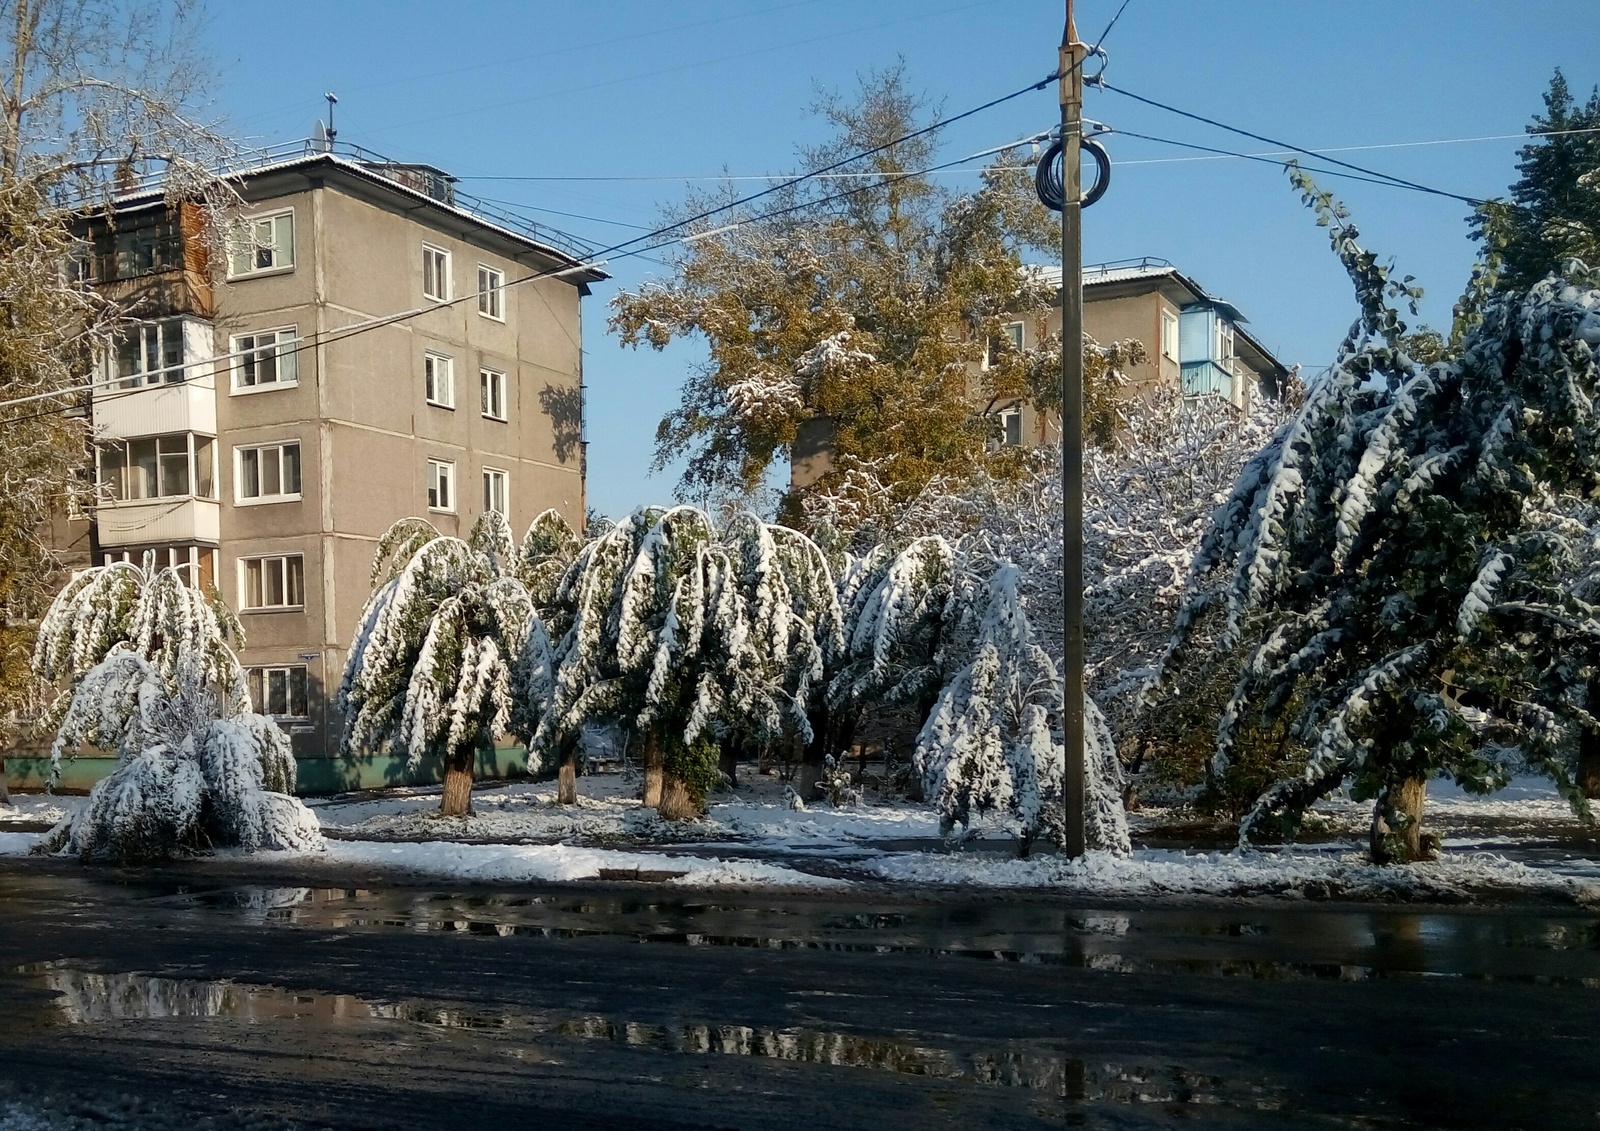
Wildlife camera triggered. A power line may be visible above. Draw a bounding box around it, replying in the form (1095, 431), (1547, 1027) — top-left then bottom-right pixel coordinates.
(1104, 127), (1478, 197)
(1099, 81), (1489, 206)
(2, 71), (1060, 423)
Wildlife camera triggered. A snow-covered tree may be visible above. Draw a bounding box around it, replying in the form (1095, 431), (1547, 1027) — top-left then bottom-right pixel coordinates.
(37, 648), (320, 863)
(1157, 168), (1600, 862)
(916, 564), (1129, 854)
(33, 553), (248, 724)
(519, 508), (583, 636)
(340, 516), (543, 817)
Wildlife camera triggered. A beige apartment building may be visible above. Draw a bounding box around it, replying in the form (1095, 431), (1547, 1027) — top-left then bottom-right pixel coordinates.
(789, 257), (1290, 492)
(985, 258), (1290, 450)
(39, 144), (605, 793)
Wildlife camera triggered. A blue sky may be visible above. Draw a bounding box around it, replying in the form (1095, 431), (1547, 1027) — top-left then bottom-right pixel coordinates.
(202, 1), (1600, 518)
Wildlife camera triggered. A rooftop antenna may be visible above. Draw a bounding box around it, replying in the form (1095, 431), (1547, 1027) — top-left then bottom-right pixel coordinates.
(324, 92), (338, 148)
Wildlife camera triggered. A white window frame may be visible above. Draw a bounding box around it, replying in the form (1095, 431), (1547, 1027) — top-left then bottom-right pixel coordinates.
(422, 243), (452, 302)
(984, 321), (1025, 369)
(999, 408), (1023, 447)
(425, 352), (455, 408)
(238, 554), (305, 612)
(480, 366), (507, 421)
(247, 664), (310, 718)
(477, 264), (505, 321)
(228, 209), (295, 279)
(1161, 310), (1179, 360)
(427, 458), (456, 513)
(234, 441), (302, 505)
(109, 318), (188, 388)
(1215, 320), (1236, 364)
(230, 327), (299, 393)
(97, 432), (216, 503)
(483, 467), (509, 516)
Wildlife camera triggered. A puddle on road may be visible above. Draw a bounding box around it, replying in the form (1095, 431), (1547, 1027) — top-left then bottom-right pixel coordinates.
(12, 963), (1281, 1109)
(150, 885), (1600, 985)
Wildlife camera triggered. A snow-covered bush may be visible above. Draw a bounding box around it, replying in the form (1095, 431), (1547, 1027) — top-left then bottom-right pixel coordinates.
(1155, 168), (1600, 862)
(340, 516), (544, 817)
(39, 649), (321, 863)
(916, 565), (1129, 854)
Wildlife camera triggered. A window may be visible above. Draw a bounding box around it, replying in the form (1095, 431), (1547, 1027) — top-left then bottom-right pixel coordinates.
(236, 441), (302, 503)
(248, 665), (309, 718)
(480, 367), (507, 421)
(477, 265), (504, 320)
(241, 554), (304, 610)
(113, 215), (181, 279)
(228, 210), (295, 278)
(111, 319), (186, 388)
(232, 328), (298, 391)
(97, 433), (215, 501)
(999, 409), (1023, 447)
(427, 458), (455, 512)
(101, 546), (216, 590)
(1161, 311), (1179, 360)
(986, 321), (1025, 368)
(423, 244), (451, 301)
(425, 352), (455, 408)
(1215, 320), (1235, 364)
(483, 467), (508, 516)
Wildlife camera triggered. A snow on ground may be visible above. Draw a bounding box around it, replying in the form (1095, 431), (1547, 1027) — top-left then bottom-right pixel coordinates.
(5, 772), (1600, 899)
(312, 771), (946, 847)
(0, 795), (73, 828)
(325, 839), (848, 888)
(0, 832), (41, 857)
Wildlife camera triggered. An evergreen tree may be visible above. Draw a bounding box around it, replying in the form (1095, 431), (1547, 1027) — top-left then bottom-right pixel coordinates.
(1471, 70), (1600, 292)
(340, 516), (543, 817)
(1159, 169), (1600, 863)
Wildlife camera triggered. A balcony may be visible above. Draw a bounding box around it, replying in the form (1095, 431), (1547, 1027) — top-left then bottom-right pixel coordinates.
(92, 317), (218, 440)
(1180, 360), (1233, 399)
(95, 497), (220, 549)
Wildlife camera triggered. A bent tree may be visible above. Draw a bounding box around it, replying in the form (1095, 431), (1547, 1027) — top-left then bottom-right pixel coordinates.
(340, 515), (544, 817)
(1158, 169), (1600, 862)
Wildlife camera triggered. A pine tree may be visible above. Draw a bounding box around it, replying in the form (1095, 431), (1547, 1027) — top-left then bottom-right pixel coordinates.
(1159, 168), (1600, 862)
(916, 564), (1129, 855)
(340, 516), (543, 817)
(1472, 71), (1600, 292)
(38, 648), (320, 863)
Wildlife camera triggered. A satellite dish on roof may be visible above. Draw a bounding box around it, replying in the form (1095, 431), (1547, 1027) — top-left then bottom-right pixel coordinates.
(312, 118), (330, 152)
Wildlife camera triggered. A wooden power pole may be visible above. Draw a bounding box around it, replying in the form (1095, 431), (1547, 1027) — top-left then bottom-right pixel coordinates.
(1060, 2), (1087, 858)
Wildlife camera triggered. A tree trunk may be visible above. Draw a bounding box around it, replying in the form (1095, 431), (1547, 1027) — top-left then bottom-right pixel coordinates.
(0, 756), (10, 806)
(718, 736), (737, 788)
(557, 741), (577, 805)
(657, 775), (702, 820)
(642, 731), (663, 808)
(1580, 681), (1600, 799)
(1370, 776), (1429, 864)
(440, 745), (475, 817)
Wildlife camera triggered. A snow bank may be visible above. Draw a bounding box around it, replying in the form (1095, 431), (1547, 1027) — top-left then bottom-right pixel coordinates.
(325, 839), (846, 889)
(868, 845), (1600, 901)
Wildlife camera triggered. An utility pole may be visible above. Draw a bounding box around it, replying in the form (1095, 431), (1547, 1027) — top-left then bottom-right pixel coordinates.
(1060, 1), (1087, 859)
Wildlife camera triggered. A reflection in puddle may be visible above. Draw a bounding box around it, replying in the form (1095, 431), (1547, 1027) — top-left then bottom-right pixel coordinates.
(22, 966), (1274, 1106)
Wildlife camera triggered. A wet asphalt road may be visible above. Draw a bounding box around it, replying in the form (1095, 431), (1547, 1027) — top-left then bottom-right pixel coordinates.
(0, 860), (1598, 1130)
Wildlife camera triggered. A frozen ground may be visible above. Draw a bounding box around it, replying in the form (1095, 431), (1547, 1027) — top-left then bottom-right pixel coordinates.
(5, 771), (1599, 900)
